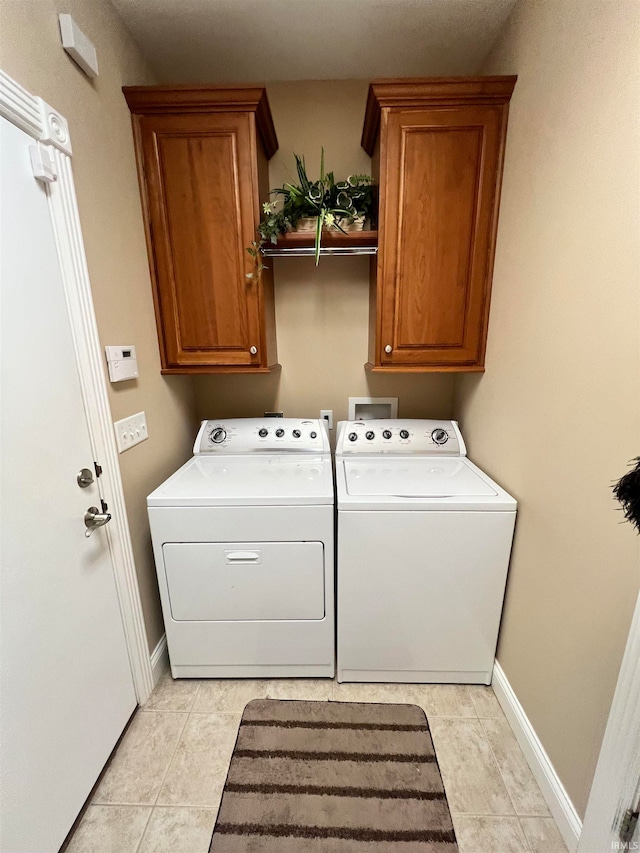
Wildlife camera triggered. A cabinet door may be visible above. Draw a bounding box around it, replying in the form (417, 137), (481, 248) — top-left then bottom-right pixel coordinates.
(138, 112), (265, 370)
(378, 105), (505, 369)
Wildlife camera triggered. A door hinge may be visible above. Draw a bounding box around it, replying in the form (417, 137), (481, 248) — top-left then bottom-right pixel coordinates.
(94, 461), (102, 478)
(619, 807), (639, 844)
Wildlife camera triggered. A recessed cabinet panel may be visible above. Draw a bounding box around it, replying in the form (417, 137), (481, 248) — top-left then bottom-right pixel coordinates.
(363, 77), (516, 372)
(396, 122), (482, 348)
(124, 85), (279, 373)
(157, 131), (249, 351)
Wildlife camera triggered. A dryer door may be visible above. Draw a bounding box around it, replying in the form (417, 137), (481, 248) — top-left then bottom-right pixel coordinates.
(163, 541), (325, 621)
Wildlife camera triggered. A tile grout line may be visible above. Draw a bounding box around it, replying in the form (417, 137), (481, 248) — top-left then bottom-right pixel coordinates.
(131, 805), (154, 853)
(451, 811), (540, 818)
(188, 680), (203, 712)
(149, 710), (191, 809)
(432, 715), (519, 822)
(517, 817), (536, 853)
(476, 717), (540, 852)
(477, 715), (552, 819)
(518, 816), (569, 853)
(478, 715), (523, 818)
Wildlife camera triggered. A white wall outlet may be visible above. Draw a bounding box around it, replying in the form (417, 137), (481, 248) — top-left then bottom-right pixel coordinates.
(114, 411), (148, 453)
(320, 410), (334, 430)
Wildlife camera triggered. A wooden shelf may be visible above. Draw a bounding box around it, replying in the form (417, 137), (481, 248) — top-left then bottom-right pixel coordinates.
(262, 230), (378, 257)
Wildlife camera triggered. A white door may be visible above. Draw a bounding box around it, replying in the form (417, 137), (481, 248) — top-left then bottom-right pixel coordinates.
(579, 589), (640, 852)
(0, 118), (137, 851)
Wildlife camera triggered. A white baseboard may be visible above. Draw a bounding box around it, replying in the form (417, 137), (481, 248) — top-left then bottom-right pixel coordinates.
(150, 634), (169, 687)
(492, 661), (582, 852)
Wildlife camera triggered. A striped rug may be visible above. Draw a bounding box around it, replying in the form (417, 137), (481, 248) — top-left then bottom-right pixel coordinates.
(209, 699), (458, 852)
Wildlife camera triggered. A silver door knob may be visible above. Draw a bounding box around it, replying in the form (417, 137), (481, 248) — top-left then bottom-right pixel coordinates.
(250, 346), (257, 355)
(84, 506), (112, 538)
(384, 345), (392, 354)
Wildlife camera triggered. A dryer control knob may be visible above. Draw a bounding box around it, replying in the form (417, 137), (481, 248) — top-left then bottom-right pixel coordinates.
(210, 427), (227, 444)
(383, 429), (392, 440)
(365, 431), (375, 440)
(275, 428), (285, 438)
(399, 429), (410, 440)
(310, 431), (317, 439)
(258, 428), (268, 437)
(348, 432), (358, 442)
(431, 428), (449, 445)
(292, 429), (301, 438)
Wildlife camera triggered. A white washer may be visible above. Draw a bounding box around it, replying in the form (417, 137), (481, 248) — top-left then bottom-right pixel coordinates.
(148, 418), (335, 679)
(335, 419), (516, 685)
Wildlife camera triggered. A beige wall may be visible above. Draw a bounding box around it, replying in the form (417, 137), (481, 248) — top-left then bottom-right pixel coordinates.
(194, 81), (456, 430)
(0, 0), (198, 651)
(455, 0), (640, 816)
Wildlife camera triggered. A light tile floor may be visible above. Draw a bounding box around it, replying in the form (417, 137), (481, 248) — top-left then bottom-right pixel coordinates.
(67, 676), (568, 853)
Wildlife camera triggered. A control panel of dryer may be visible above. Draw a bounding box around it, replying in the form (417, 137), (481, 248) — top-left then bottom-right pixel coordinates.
(194, 418), (330, 454)
(336, 419), (466, 456)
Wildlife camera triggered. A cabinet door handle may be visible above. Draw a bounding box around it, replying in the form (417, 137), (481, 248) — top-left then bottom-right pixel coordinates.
(384, 344), (392, 354)
(250, 346), (257, 355)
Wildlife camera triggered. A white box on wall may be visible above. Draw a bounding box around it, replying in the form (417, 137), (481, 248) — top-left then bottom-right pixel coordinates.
(348, 397), (398, 420)
(59, 14), (99, 79)
(105, 345), (138, 382)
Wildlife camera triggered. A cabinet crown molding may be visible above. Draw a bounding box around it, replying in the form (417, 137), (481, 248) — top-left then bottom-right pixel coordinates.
(122, 84), (278, 159)
(361, 76), (517, 155)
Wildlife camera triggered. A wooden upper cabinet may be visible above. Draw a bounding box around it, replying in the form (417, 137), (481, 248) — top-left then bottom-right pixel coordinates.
(123, 85), (279, 373)
(362, 77), (516, 372)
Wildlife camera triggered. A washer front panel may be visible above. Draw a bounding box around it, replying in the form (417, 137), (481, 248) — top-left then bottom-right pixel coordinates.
(337, 509), (516, 683)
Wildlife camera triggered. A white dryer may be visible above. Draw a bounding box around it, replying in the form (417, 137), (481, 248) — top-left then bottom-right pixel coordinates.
(148, 419), (334, 679)
(335, 419), (516, 685)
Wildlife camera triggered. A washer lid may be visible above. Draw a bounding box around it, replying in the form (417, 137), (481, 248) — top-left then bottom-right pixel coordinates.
(344, 457), (497, 498)
(338, 457), (517, 511)
(148, 454), (334, 507)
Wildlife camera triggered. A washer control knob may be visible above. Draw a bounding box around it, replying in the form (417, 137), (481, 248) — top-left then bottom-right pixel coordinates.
(365, 430), (375, 440)
(382, 429), (392, 440)
(399, 429), (410, 440)
(348, 432), (358, 442)
(310, 431), (317, 439)
(275, 428), (285, 438)
(292, 429), (301, 438)
(431, 428), (449, 445)
(210, 427), (227, 444)
(258, 428), (268, 438)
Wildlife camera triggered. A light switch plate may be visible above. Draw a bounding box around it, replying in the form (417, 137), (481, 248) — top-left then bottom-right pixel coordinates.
(114, 411), (148, 453)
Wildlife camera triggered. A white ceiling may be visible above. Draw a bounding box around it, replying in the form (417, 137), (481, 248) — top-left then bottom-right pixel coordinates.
(111, 0), (518, 82)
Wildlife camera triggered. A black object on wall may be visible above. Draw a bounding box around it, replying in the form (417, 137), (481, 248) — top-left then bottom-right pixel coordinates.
(613, 458), (640, 534)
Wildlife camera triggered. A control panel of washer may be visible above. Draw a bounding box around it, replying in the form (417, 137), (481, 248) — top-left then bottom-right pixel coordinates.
(336, 419), (466, 456)
(194, 418), (329, 454)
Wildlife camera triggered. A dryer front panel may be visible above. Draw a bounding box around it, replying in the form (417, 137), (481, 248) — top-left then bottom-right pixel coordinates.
(163, 541), (325, 621)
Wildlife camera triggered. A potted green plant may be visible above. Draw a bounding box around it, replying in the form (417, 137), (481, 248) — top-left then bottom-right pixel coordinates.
(249, 151), (376, 268)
